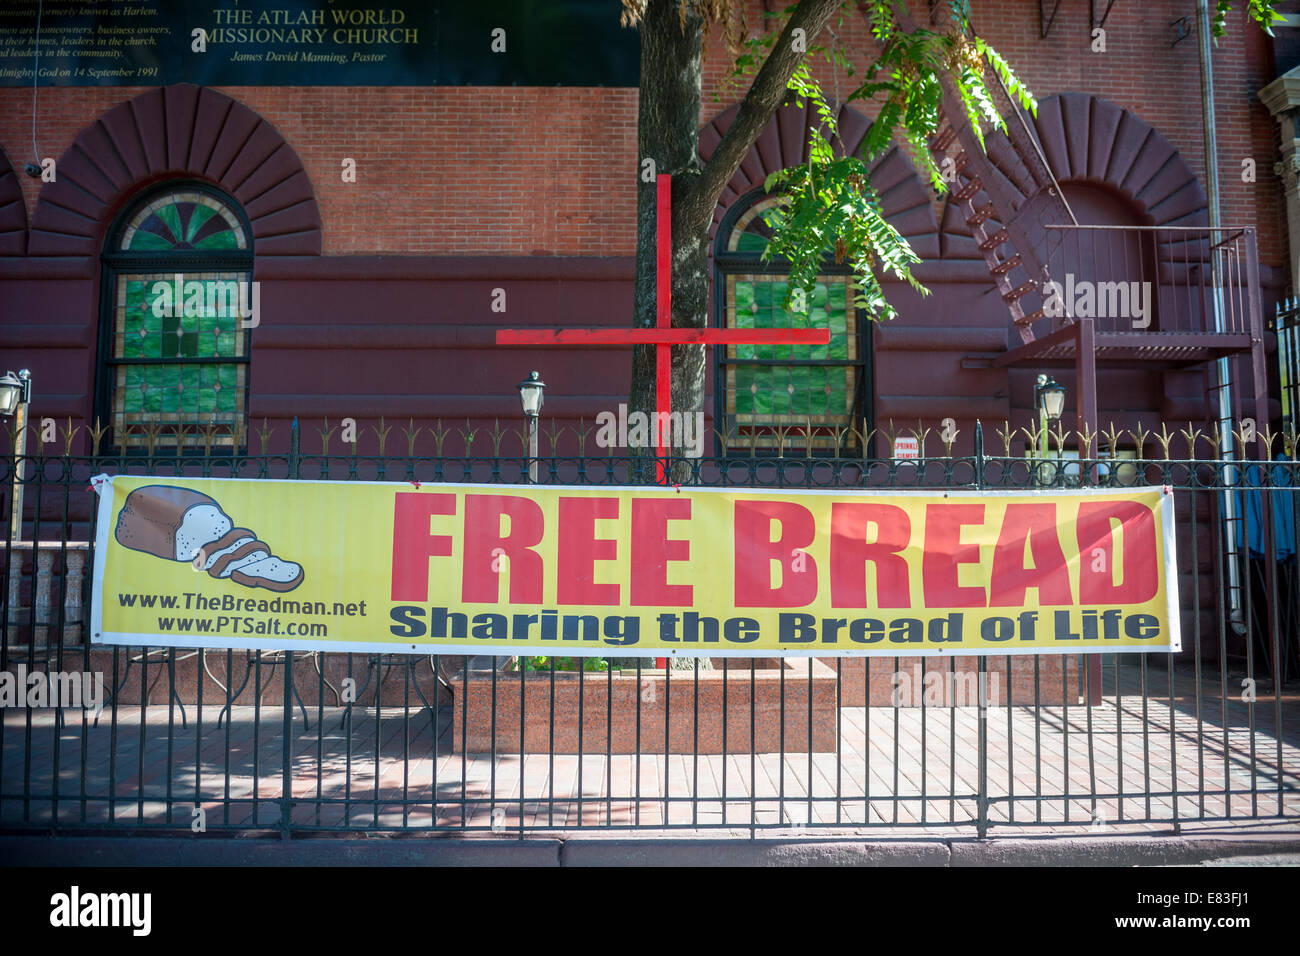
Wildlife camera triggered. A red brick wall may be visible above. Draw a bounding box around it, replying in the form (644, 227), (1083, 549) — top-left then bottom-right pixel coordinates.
(0, 0), (1287, 270)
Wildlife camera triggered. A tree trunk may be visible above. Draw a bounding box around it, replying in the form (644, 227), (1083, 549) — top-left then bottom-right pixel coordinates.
(630, 0), (843, 471)
(631, 0), (710, 465)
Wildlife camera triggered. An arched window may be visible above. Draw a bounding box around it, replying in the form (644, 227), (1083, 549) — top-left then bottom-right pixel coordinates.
(713, 191), (870, 455)
(96, 184), (252, 451)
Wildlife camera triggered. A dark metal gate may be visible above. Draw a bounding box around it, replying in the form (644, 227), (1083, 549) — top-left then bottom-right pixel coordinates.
(2, 420), (1297, 835)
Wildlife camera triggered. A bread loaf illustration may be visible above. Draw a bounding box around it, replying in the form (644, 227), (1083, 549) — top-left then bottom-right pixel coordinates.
(115, 485), (303, 592)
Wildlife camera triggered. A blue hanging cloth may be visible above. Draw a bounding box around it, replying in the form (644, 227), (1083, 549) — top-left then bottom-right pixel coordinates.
(1234, 456), (1297, 560)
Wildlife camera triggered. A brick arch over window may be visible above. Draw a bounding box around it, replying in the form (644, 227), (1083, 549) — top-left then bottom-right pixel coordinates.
(28, 83), (321, 257)
(941, 92), (1208, 259)
(0, 145), (26, 256)
(700, 99), (939, 258)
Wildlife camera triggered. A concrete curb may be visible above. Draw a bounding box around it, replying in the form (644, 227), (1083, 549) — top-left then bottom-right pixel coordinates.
(0, 835), (563, 867)
(2, 831), (1297, 866)
(558, 839), (950, 866)
(948, 834), (1300, 867)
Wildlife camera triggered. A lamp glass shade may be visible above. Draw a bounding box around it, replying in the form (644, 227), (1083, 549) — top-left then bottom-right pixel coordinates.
(517, 371), (546, 416)
(0, 373), (22, 417)
(1039, 382), (1067, 422)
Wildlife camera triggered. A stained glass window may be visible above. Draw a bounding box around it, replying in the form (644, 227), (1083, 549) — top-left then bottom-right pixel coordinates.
(118, 191), (248, 253)
(101, 188), (251, 451)
(716, 195), (865, 455)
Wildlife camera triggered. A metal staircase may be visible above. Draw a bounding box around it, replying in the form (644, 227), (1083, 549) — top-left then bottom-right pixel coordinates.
(894, 2), (1078, 344)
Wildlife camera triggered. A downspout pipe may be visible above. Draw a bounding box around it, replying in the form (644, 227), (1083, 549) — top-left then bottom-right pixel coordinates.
(1197, 0), (1247, 635)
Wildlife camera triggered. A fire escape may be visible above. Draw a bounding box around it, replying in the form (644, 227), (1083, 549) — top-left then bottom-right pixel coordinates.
(895, 2), (1272, 457)
(891, 2), (1279, 667)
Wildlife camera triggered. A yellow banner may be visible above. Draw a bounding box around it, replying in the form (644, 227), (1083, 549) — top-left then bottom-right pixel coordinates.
(90, 475), (1180, 657)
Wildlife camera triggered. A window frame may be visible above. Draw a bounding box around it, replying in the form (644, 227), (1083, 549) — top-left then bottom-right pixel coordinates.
(711, 189), (873, 458)
(95, 181), (254, 456)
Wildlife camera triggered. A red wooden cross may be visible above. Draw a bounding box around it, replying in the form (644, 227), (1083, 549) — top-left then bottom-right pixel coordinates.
(498, 175), (828, 667)
(496, 174), (830, 460)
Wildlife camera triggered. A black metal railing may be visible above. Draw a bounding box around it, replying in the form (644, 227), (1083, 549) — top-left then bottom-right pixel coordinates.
(2, 419), (1297, 837)
(1276, 298), (1300, 436)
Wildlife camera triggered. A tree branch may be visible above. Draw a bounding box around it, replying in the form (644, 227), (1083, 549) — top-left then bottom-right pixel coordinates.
(686, 0), (842, 225)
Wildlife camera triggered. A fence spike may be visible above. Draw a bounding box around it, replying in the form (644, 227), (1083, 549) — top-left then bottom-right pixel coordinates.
(996, 420), (1015, 458)
(1205, 422), (1223, 460)
(490, 418), (506, 457)
(430, 419), (449, 457)
(1128, 421), (1151, 459)
(1017, 423), (1040, 454)
(257, 418), (274, 455)
(882, 419), (899, 455)
(317, 417), (338, 455)
(543, 417), (563, 456)
(1049, 420), (1067, 455)
(941, 421), (959, 457)
(911, 418), (932, 458)
(403, 417), (422, 457)
(1260, 425), (1278, 461)
(1230, 420), (1255, 458)
(458, 419), (478, 456)
(372, 416), (392, 457)
(1077, 421), (1097, 461)
(1155, 422), (1175, 460)
(60, 416), (80, 457)
(88, 417), (108, 457)
(1101, 422), (1122, 459)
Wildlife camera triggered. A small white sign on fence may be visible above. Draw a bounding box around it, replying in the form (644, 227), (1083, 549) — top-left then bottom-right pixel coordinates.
(892, 436), (920, 459)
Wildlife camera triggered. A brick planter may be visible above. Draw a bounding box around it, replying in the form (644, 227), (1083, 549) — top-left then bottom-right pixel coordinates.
(453, 656), (839, 754)
(824, 654), (1096, 706)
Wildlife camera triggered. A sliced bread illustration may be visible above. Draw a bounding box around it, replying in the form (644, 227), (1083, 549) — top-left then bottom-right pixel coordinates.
(231, 556), (305, 592)
(114, 484), (304, 592)
(115, 485), (233, 562)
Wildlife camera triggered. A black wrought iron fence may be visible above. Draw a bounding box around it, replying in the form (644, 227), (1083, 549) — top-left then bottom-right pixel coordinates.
(1, 419), (1297, 837)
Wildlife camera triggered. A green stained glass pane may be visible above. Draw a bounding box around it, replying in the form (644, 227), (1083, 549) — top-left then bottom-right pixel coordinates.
(788, 368), (805, 415)
(734, 282), (755, 325)
(179, 365), (201, 413)
(140, 307), (163, 358)
(120, 280), (146, 358)
(127, 231), (174, 251)
(184, 203), (217, 243)
(215, 329), (236, 357)
(194, 230), (239, 250)
(734, 282), (756, 360)
(198, 367), (218, 414)
(120, 191), (246, 252)
(812, 366), (830, 412)
(808, 310), (829, 360)
(141, 367), (164, 413)
(160, 314), (180, 358)
(160, 366), (181, 413)
(734, 232), (767, 254)
(156, 203), (183, 240)
(121, 368), (143, 414)
(197, 303), (219, 336)
(216, 365), (237, 413)
(829, 300), (847, 334)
